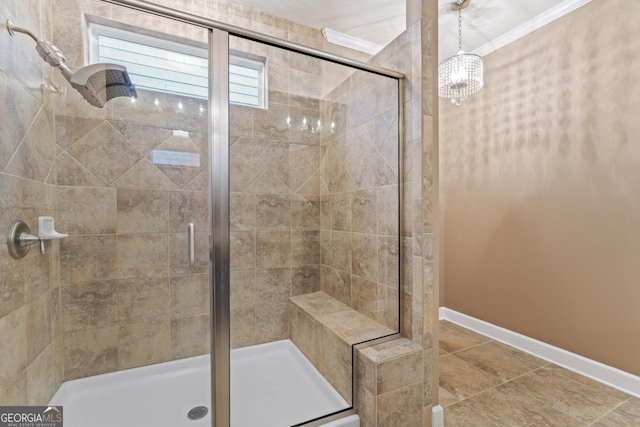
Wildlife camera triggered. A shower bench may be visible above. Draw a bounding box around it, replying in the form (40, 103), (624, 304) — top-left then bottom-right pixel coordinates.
(289, 291), (424, 425)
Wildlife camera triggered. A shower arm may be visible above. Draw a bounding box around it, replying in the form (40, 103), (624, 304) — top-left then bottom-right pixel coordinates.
(6, 19), (73, 79)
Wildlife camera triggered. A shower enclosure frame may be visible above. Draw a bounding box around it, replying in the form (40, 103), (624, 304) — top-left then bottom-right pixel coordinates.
(99, 1), (407, 425)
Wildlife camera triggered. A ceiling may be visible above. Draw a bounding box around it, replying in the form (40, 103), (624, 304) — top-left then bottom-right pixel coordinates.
(228, 0), (566, 57)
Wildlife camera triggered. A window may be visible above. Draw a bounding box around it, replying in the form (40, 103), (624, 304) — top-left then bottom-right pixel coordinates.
(88, 22), (266, 108)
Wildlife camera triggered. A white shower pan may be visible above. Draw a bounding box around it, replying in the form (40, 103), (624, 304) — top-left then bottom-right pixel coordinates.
(50, 340), (359, 427)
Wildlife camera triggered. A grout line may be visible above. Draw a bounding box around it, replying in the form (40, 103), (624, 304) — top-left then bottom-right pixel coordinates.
(441, 365), (551, 409)
(541, 364), (631, 399)
(442, 340), (495, 356)
(587, 397), (632, 426)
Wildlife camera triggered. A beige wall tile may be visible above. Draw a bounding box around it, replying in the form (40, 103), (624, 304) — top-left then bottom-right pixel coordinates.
(378, 236), (400, 289)
(26, 346), (52, 405)
(230, 306), (256, 349)
(0, 306), (27, 391)
(60, 235), (117, 284)
(291, 265), (321, 296)
(111, 158), (179, 191)
(118, 278), (170, 323)
(253, 102), (290, 140)
(170, 274), (209, 318)
(27, 293), (52, 364)
(352, 233), (378, 281)
(169, 190), (208, 233)
(352, 189), (377, 234)
(55, 152), (106, 187)
(377, 350), (423, 395)
(256, 194), (291, 230)
(152, 136), (206, 189)
(292, 231), (320, 266)
(58, 186), (117, 235)
(110, 121), (171, 156)
(0, 372), (27, 405)
(230, 231), (255, 270)
(330, 192), (352, 231)
(0, 74), (41, 170)
(256, 231), (291, 268)
(169, 232), (209, 276)
(23, 250), (50, 304)
(61, 281), (117, 332)
(352, 276), (377, 320)
(289, 144), (319, 190)
(67, 122), (142, 186)
(0, 246), (26, 318)
(170, 315), (209, 359)
(377, 383), (423, 427)
(119, 320), (171, 369)
(63, 326), (118, 380)
(6, 109), (56, 183)
(117, 234), (169, 279)
(230, 193), (255, 231)
(330, 231), (351, 273)
(117, 189), (169, 234)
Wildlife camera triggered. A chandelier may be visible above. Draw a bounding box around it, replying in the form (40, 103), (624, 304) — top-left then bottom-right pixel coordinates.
(438, 0), (483, 105)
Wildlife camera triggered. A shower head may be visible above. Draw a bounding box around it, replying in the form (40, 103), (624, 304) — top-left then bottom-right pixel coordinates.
(6, 19), (137, 108)
(63, 63), (138, 108)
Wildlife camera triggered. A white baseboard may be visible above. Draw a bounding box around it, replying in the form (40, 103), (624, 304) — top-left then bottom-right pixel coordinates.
(431, 405), (444, 427)
(439, 307), (640, 398)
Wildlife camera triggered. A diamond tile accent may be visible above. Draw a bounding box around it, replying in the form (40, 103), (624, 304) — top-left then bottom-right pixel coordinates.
(67, 122), (142, 185)
(151, 136), (205, 189)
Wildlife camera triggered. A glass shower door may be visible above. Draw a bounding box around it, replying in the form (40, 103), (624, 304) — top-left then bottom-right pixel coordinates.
(225, 34), (401, 426)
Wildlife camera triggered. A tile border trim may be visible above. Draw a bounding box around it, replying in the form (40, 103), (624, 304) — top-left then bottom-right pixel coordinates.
(439, 307), (640, 398)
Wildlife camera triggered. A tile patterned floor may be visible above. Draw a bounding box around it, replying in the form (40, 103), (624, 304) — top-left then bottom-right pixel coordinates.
(439, 320), (640, 426)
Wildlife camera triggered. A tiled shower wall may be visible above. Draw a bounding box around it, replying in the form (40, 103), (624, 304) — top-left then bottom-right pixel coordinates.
(0, 0), (63, 405)
(55, 92), (211, 380)
(319, 71), (401, 331)
(49, 0), (331, 380)
(228, 37), (323, 348)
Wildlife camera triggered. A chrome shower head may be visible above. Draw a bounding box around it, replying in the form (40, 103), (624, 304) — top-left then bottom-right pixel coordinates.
(6, 19), (137, 108)
(63, 63), (138, 108)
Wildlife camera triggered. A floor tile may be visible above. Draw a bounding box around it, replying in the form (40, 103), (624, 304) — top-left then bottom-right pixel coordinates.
(453, 341), (546, 382)
(465, 382), (583, 427)
(439, 354), (502, 401)
(444, 401), (498, 427)
(438, 386), (460, 408)
(544, 364), (630, 401)
(439, 323), (489, 353)
(509, 369), (628, 424)
(591, 398), (640, 426)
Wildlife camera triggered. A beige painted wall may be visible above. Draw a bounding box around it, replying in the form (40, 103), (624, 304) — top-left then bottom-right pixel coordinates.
(441, 0), (640, 375)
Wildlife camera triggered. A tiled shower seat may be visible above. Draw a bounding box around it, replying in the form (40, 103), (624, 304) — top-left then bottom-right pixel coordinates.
(289, 291), (395, 402)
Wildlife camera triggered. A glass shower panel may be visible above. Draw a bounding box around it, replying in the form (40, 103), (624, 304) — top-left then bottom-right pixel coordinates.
(52, 2), (212, 426)
(228, 35), (400, 426)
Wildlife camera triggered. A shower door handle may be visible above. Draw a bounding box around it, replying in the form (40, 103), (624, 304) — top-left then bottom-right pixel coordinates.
(187, 223), (195, 267)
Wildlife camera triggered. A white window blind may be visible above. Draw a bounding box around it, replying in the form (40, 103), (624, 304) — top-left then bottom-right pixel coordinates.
(90, 23), (266, 108)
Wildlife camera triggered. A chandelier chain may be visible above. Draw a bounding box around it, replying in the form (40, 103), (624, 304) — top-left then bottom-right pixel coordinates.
(458, 0), (463, 51)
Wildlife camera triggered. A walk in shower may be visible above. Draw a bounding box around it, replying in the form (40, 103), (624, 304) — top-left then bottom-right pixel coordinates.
(0, 0), (404, 425)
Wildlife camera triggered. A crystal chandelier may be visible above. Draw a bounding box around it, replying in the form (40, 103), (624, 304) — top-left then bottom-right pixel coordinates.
(438, 0), (483, 105)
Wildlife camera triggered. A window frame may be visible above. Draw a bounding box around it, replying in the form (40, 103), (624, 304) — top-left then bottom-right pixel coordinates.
(87, 21), (267, 109)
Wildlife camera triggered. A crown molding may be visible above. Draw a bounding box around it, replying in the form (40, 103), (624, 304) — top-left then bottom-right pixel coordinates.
(321, 28), (384, 56)
(472, 0), (592, 57)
